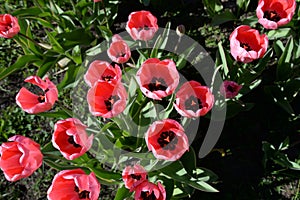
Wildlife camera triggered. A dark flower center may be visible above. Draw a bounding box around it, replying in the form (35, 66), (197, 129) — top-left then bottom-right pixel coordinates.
(104, 95), (120, 111)
(37, 88), (49, 103)
(140, 191), (156, 200)
(139, 25), (150, 31)
(157, 131), (178, 150)
(240, 43), (252, 51)
(68, 136), (81, 148)
(226, 85), (235, 93)
(74, 186), (90, 199)
(117, 52), (126, 58)
(185, 96), (202, 112)
(148, 77), (167, 92)
(264, 10), (281, 22)
(130, 174), (142, 180)
(101, 75), (113, 82)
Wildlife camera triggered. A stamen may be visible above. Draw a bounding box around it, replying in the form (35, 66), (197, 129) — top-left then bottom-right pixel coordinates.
(148, 77), (167, 92)
(240, 43), (252, 51)
(104, 95), (120, 111)
(38, 95), (46, 103)
(157, 131), (178, 150)
(185, 96), (202, 112)
(101, 75), (113, 82)
(264, 10), (281, 22)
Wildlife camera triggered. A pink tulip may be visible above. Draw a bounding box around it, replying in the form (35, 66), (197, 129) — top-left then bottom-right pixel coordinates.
(87, 81), (127, 118)
(0, 135), (43, 182)
(47, 169), (100, 200)
(122, 164), (148, 191)
(256, 0), (296, 29)
(229, 25), (268, 63)
(0, 14), (20, 38)
(174, 81), (214, 118)
(220, 80), (242, 98)
(107, 34), (131, 64)
(16, 76), (58, 114)
(52, 118), (93, 160)
(84, 60), (122, 87)
(134, 181), (166, 200)
(145, 119), (189, 161)
(136, 58), (179, 100)
(126, 10), (158, 41)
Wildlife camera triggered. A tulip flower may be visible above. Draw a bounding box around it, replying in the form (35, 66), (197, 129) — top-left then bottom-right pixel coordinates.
(16, 76), (58, 114)
(256, 0), (296, 29)
(52, 118), (93, 160)
(0, 135), (43, 182)
(229, 25), (268, 63)
(174, 81), (214, 118)
(126, 10), (159, 41)
(145, 119), (189, 161)
(0, 14), (20, 38)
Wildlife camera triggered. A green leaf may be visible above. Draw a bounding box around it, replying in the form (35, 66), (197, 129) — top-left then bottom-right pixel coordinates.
(180, 147), (197, 175)
(0, 55), (40, 80)
(87, 163), (122, 185)
(45, 30), (65, 53)
(277, 37), (294, 81)
(211, 10), (236, 26)
(37, 110), (71, 119)
(217, 42), (229, 76)
(159, 161), (218, 192)
(114, 185), (132, 200)
(267, 28), (291, 40)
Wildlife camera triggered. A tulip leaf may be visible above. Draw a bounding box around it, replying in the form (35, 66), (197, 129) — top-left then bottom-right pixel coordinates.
(37, 110), (71, 119)
(180, 147), (196, 175)
(114, 185), (132, 200)
(211, 10), (237, 26)
(267, 28), (291, 40)
(217, 42), (229, 76)
(87, 163), (122, 185)
(0, 55), (40, 81)
(159, 161), (218, 192)
(277, 37), (294, 81)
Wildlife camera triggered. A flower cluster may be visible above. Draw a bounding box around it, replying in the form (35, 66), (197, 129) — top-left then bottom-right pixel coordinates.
(122, 164), (166, 200)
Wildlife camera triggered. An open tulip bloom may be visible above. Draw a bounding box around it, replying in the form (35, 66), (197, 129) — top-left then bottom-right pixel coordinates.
(52, 118), (93, 160)
(256, 0), (296, 29)
(145, 119), (189, 161)
(137, 58), (179, 100)
(229, 25), (268, 63)
(47, 169), (100, 200)
(0, 135), (43, 182)
(134, 181), (166, 200)
(220, 80), (242, 99)
(84, 60), (122, 87)
(0, 14), (20, 38)
(174, 81), (214, 118)
(126, 10), (159, 41)
(87, 81), (127, 118)
(16, 76), (58, 114)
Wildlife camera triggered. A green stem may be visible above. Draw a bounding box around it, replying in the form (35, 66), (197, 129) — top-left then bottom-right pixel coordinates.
(17, 32), (49, 50)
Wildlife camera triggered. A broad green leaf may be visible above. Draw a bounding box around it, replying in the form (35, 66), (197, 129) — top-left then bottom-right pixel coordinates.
(211, 10), (237, 26)
(277, 37), (294, 81)
(114, 185), (132, 200)
(0, 55), (40, 80)
(217, 42), (229, 76)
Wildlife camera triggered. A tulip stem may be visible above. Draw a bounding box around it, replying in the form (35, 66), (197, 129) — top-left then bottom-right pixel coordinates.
(17, 32), (49, 50)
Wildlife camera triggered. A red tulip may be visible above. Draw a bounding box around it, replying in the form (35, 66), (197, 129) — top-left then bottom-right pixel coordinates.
(47, 169), (100, 200)
(84, 60), (122, 87)
(87, 81), (127, 118)
(256, 0), (296, 29)
(52, 118), (93, 160)
(134, 181), (166, 200)
(229, 25), (268, 63)
(174, 81), (214, 118)
(122, 164), (148, 191)
(0, 135), (43, 182)
(145, 119), (189, 161)
(126, 10), (159, 41)
(220, 80), (242, 99)
(0, 14), (20, 38)
(136, 58), (179, 100)
(94, 0), (102, 2)
(107, 34), (131, 64)
(16, 76), (58, 114)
